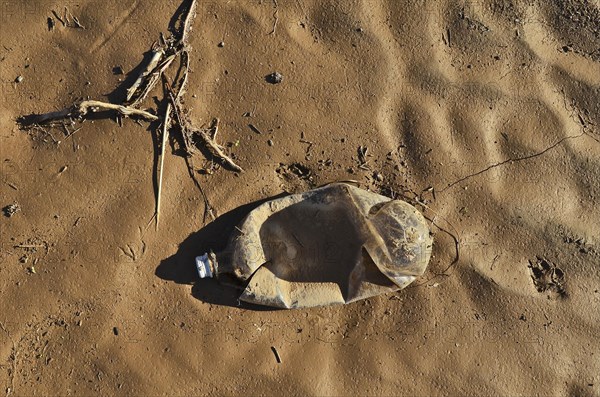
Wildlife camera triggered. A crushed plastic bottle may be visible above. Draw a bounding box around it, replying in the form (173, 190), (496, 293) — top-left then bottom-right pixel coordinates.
(196, 182), (433, 309)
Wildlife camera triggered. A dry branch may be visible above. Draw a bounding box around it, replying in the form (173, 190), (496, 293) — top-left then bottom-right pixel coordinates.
(129, 54), (176, 108)
(195, 121), (244, 173)
(19, 100), (158, 126)
(126, 49), (165, 102)
(179, 0), (198, 47)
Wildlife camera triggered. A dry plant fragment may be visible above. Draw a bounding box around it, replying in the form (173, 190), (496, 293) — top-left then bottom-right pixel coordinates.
(195, 120), (244, 173)
(129, 54), (176, 108)
(19, 100), (158, 126)
(18, 0), (226, 226)
(126, 48), (166, 103)
(156, 102), (172, 231)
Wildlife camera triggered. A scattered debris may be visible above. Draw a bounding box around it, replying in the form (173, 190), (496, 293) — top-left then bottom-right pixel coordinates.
(317, 158), (332, 170)
(276, 163), (313, 183)
(528, 257), (566, 297)
(266, 72), (283, 84)
(64, 7), (85, 29)
(564, 235), (596, 255)
(51, 7), (85, 29)
(17, 0), (227, 225)
(2, 202), (21, 217)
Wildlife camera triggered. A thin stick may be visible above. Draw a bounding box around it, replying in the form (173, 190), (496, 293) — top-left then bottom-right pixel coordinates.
(175, 51), (190, 102)
(156, 102), (172, 231)
(14, 244), (46, 249)
(211, 118), (219, 140)
(51, 10), (66, 26)
(130, 54), (176, 108)
(126, 48), (165, 102)
(164, 79), (196, 154)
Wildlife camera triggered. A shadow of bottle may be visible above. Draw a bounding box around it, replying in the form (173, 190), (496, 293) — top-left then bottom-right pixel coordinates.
(155, 192), (287, 310)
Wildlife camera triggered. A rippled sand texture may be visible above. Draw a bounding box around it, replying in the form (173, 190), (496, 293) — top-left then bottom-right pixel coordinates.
(1, 0), (599, 395)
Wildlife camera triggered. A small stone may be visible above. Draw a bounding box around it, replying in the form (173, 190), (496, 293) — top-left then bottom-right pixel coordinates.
(113, 327), (119, 336)
(374, 172), (384, 182)
(218, 41), (225, 47)
(112, 66), (124, 75)
(15, 75), (23, 83)
(266, 72), (283, 84)
(267, 139), (274, 146)
(3, 202), (21, 217)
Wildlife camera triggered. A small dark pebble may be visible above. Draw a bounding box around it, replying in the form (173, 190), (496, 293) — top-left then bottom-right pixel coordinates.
(266, 72), (283, 84)
(112, 66), (124, 75)
(113, 327), (119, 336)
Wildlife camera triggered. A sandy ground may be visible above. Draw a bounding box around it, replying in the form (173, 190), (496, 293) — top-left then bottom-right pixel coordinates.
(1, 0), (600, 396)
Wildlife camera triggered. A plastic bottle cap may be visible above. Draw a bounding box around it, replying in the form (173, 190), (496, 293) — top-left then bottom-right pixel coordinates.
(195, 254), (213, 279)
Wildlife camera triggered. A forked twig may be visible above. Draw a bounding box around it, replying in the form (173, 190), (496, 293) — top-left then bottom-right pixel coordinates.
(196, 122), (244, 173)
